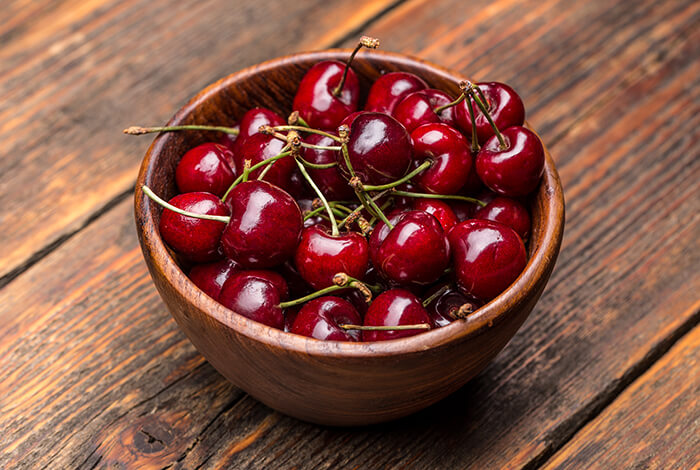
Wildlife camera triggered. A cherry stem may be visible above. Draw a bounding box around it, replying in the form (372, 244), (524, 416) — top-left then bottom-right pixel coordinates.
(267, 125), (343, 143)
(264, 129), (342, 152)
(337, 190), (389, 228)
(141, 186), (230, 223)
(421, 284), (451, 307)
(364, 191), (393, 229)
(295, 158), (339, 237)
(332, 36), (379, 97)
(391, 190), (486, 207)
(328, 202), (354, 214)
(464, 82), (507, 150)
(366, 199), (392, 227)
(339, 324), (430, 331)
(297, 156), (337, 169)
(362, 160), (432, 192)
(433, 92), (466, 115)
(466, 96), (480, 152)
(278, 273), (371, 308)
(124, 125), (239, 136)
(221, 149), (292, 202)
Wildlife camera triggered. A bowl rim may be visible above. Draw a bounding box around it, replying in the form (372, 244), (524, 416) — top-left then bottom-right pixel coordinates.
(135, 49), (565, 358)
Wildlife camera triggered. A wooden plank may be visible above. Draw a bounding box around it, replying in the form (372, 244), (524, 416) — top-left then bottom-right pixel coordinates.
(542, 326), (700, 470)
(0, 0), (401, 281)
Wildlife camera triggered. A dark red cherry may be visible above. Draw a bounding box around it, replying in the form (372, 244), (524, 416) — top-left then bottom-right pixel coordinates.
(411, 123), (472, 194)
(343, 288), (370, 317)
(362, 289), (431, 341)
(450, 189), (498, 222)
(297, 198), (329, 230)
(280, 260), (313, 299)
(474, 196), (531, 240)
(189, 258), (239, 300)
(476, 126), (544, 197)
(232, 108), (285, 154)
(293, 61), (359, 130)
(175, 143), (235, 197)
(455, 82), (525, 144)
(338, 112), (412, 185)
(291, 296), (362, 341)
(302, 133), (355, 200)
(392, 89), (459, 133)
(234, 133), (295, 190)
(284, 306), (300, 332)
(448, 219), (527, 300)
(370, 210), (450, 285)
(217, 125), (240, 156)
(294, 226), (369, 290)
(365, 72), (428, 114)
(159, 192), (229, 263)
(286, 166), (313, 200)
(412, 199), (458, 232)
(218, 270), (287, 329)
(423, 283), (482, 327)
(220, 181), (302, 268)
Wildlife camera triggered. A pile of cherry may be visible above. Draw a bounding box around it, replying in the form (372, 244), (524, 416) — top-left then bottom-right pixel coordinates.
(128, 37), (544, 342)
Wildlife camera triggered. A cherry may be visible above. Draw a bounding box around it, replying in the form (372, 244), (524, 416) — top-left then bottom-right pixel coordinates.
(283, 306), (300, 332)
(423, 283), (481, 327)
(232, 108), (285, 155)
(217, 124), (240, 156)
(175, 143), (235, 197)
(361, 289), (431, 341)
(455, 82), (525, 144)
(476, 126), (544, 196)
(189, 258), (239, 300)
(370, 210), (450, 285)
(294, 225), (369, 290)
(290, 296), (362, 341)
(338, 111), (412, 185)
(298, 198), (328, 229)
(286, 166), (313, 200)
(412, 199), (458, 232)
(280, 260), (313, 298)
(220, 180), (302, 268)
(157, 192), (229, 263)
(448, 219), (527, 300)
(218, 270), (287, 329)
(410, 122), (472, 194)
(392, 89), (459, 133)
(474, 196), (531, 240)
(302, 133), (355, 200)
(234, 133), (295, 190)
(450, 189), (497, 222)
(364, 71), (428, 114)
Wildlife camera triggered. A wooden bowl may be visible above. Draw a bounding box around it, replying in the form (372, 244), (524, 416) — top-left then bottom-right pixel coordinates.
(134, 50), (565, 426)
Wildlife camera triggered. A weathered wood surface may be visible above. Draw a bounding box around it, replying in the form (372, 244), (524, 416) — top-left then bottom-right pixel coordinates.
(1, 0), (699, 468)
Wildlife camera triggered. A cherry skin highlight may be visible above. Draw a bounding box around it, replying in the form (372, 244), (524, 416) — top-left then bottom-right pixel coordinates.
(234, 133), (295, 191)
(302, 133), (355, 200)
(175, 142), (235, 197)
(364, 71), (428, 114)
(455, 82), (525, 144)
(412, 199), (458, 232)
(291, 296), (362, 341)
(218, 271), (287, 329)
(392, 89), (459, 133)
(232, 108), (285, 156)
(411, 122), (472, 195)
(362, 289), (431, 341)
(189, 258), (240, 300)
(474, 196), (531, 240)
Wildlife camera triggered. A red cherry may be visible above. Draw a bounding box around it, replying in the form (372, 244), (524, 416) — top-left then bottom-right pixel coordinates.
(338, 111), (412, 185)
(364, 72), (428, 114)
(175, 143), (235, 197)
(290, 296), (362, 341)
(424, 284), (483, 327)
(370, 210), (450, 285)
(455, 82), (525, 144)
(302, 133), (355, 200)
(474, 196), (531, 240)
(448, 219), (527, 300)
(232, 108), (285, 154)
(218, 270), (287, 329)
(294, 226), (369, 290)
(476, 126), (544, 197)
(293, 61), (359, 130)
(362, 289), (431, 341)
(217, 125), (240, 156)
(283, 306), (300, 332)
(410, 123), (472, 194)
(412, 199), (458, 232)
(392, 89), (459, 133)
(450, 189), (498, 222)
(234, 133), (295, 190)
(220, 181), (302, 268)
(159, 192), (229, 263)
(188, 258), (239, 300)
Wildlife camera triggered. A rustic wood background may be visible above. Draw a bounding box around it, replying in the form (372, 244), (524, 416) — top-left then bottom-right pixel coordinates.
(1, 0), (698, 468)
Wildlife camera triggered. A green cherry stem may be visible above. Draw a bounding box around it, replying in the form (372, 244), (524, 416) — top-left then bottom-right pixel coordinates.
(433, 92), (466, 115)
(339, 324), (431, 331)
(278, 273), (372, 309)
(295, 158), (339, 236)
(391, 190), (486, 207)
(421, 284), (451, 307)
(221, 149), (292, 202)
(464, 82), (507, 150)
(466, 96), (480, 153)
(332, 36), (380, 97)
(141, 186), (230, 223)
(337, 190), (389, 229)
(124, 125), (239, 136)
(266, 125), (344, 143)
(362, 159), (432, 192)
(329, 202), (354, 214)
(297, 156), (338, 169)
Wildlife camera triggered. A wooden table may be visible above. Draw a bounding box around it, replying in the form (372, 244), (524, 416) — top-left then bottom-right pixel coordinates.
(1, 0), (698, 468)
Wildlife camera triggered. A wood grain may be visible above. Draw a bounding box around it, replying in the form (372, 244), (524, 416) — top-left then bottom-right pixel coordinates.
(0, 0), (401, 282)
(543, 325), (700, 470)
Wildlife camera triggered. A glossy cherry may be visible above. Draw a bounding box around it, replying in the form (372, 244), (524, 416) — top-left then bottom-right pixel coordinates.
(450, 189), (497, 222)
(302, 133), (355, 200)
(232, 108), (285, 155)
(293, 61), (359, 130)
(294, 225), (369, 290)
(220, 181), (302, 268)
(338, 111), (412, 185)
(412, 199), (458, 232)
(158, 192), (229, 263)
(234, 133), (295, 190)
(217, 125), (240, 156)
(188, 258), (239, 300)
(370, 210), (450, 285)
(474, 196), (531, 240)
(364, 72), (427, 114)
(392, 89), (459, 133)
(175, 143), (235, 197)
(448, 219), (527, 300)
(476, 126), (544, 197)
(423, 283), (481, 327)
(290, 296), (362, 341)
(410, 122), (472, 194)
(362, 289), (431, 341)
(218, 270), (287, 329)
(455, 82), (525, 144)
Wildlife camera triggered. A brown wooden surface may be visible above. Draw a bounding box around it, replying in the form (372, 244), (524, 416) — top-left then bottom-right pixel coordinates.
(0, 0), (699, 468)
